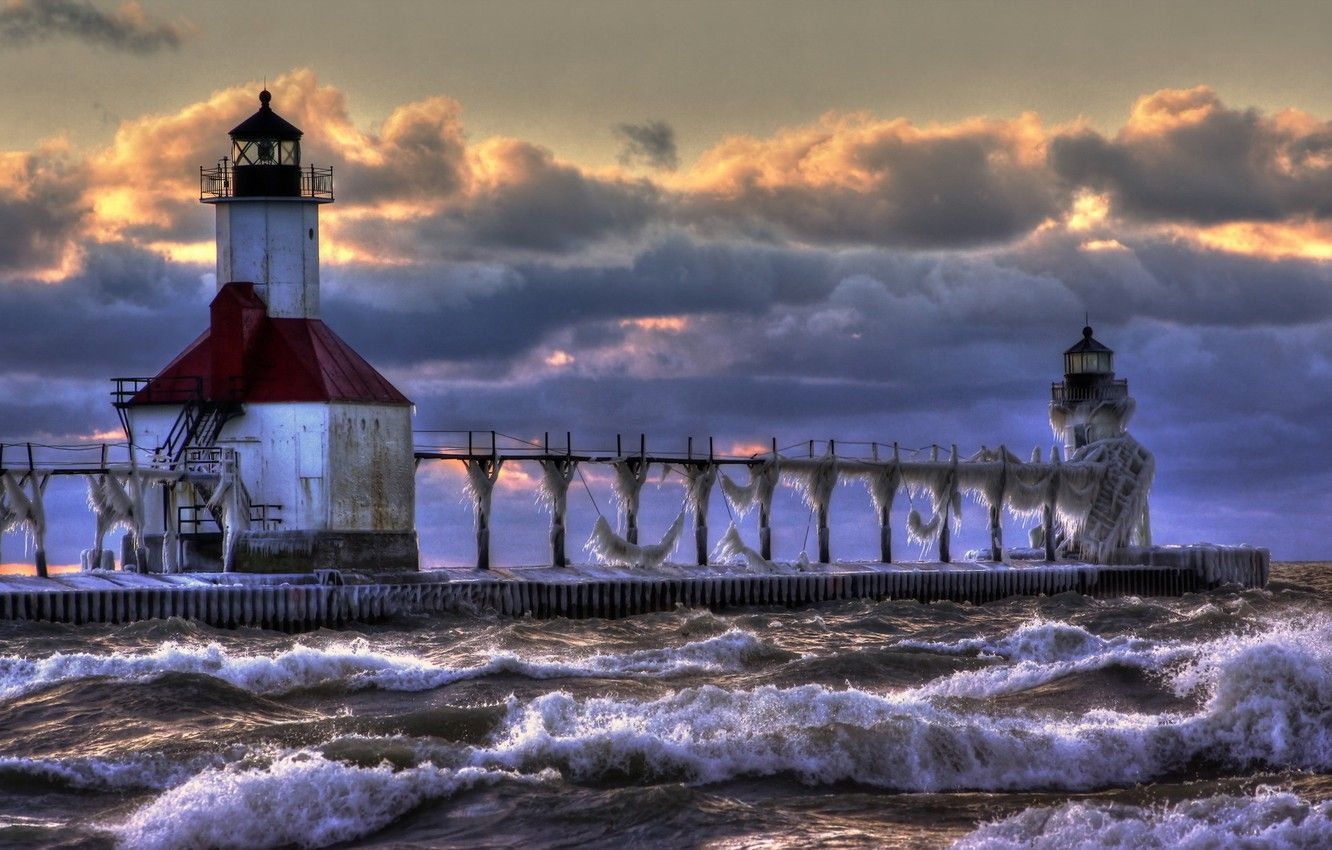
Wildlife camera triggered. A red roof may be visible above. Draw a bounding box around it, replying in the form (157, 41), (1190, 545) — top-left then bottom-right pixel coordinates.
(127, 283), (409, 406)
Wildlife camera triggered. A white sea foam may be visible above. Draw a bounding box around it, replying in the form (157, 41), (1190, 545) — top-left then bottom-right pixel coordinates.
(0, 628), (769, 700)
(952, 789), (1332, 849)
(113, 752), (548, 850)
(0, 751), (225, 792)
(470, 683), (1171, 790)
(465, 617), (1332, 791)
(905, 621), (1192, 700)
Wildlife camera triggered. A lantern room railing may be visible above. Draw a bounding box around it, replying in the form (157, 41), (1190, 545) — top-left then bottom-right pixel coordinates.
(200, 162), (334, 200)
(1050, 379), (1129, 404)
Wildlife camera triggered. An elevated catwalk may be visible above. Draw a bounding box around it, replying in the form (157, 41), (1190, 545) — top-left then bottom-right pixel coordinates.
(0, 545), (1268, 632)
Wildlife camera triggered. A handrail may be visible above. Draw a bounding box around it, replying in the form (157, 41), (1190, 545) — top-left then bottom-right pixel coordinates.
(200, 162), (334, 200)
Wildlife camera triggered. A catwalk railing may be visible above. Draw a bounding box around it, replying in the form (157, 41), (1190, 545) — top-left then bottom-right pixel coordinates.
(413, 431), (1137, 571)
(0, 428), (1150, 577)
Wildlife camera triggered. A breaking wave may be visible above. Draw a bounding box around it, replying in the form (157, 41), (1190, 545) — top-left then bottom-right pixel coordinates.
(113, 752), (550, 850)
(467, 617), (1332, 791)
(0, 628), (772, 699)
(952, 789), (1332, 849)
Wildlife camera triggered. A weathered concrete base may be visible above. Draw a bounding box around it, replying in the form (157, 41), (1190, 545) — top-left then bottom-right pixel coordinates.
(232, 530), (420, 574)
(0, 544), (1268, 632)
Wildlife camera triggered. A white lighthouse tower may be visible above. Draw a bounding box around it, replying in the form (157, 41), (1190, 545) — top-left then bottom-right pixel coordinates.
(115, 90), (418, 574)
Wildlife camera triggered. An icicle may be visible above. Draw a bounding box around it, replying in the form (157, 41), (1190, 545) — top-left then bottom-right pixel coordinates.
(162, 484), (179, 574)
(206, 467), (251, 572)
(783, 453), (838, 515)
(899, 446), (959, 548)
(85, 473), (135, 571)
(711, 522), (770, 569)
(537, 458), (577, 518)
(907, 508), (942, 544)
(680, 463), (718, 518)
(585, 509), (685, 567)
(538, 457), (578, 564)
(0, 475), (15, 566)
(4, 472), (49, 571)
(462, 458), (503, 532)
(862, 456), (901, 517)
(612, 459), (649, 516)
(719, 457), (779, 518)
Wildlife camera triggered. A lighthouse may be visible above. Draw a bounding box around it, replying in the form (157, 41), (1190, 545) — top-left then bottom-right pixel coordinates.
(1049, 325), (1135, 452)
(114, 91), (418, 574)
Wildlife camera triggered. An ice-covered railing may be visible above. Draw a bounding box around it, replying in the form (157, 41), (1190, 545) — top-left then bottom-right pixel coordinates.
(415, 431), (1151, 570)
(0, 441), (247, 576)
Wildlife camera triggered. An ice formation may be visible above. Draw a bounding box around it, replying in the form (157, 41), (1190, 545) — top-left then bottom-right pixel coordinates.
(782, 453), (839, 517)
(586, 510), (686, 567)
(678, 463), (718, 519)
(719, 458), (779, 519)
(711, 522), (771, 569)
(611, 459), (649, 521)
(1, 472), (48, 567)
(206, 466), (252, 573)
(461, 458), (503, 533)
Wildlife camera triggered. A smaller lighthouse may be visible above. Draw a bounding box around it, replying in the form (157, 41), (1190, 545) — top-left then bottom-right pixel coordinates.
(1049, 325), (1134, 452)
(115, 91), (418, 574)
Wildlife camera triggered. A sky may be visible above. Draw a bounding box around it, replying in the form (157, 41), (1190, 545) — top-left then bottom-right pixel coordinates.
(1, 0), (1331, 566)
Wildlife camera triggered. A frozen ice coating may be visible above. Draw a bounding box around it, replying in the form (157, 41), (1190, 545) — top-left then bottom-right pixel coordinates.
(586, 511), (686, 568)
(719, 457), (780, 518)
(711, 522), (771, 569)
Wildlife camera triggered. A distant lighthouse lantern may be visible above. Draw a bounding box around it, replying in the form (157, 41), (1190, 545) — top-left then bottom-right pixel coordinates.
(1063, 326), (1114, 377)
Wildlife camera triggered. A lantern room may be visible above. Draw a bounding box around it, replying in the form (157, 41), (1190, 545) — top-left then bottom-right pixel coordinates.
(1063, 326), (1114, 378)
(227, 89), (303, 196)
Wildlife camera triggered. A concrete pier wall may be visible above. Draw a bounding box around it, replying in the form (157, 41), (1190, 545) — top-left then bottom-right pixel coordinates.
(0, 545), (1268, 632)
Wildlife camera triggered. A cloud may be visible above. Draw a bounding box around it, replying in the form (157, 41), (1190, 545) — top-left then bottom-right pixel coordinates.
(679, 112), (1062, 248)
(0, 0), (190, 53)
(8, 78), (1332, 559)
(1050, 86), (1332, 225)
(0, 142), (87, 280)
(615, 120), (679, 171)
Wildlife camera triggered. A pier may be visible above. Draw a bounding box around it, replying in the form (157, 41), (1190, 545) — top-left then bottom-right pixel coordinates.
(0, 544), (1269, 631)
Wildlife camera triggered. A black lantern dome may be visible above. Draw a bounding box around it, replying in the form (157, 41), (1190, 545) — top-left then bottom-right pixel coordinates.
(1063, 325), (1114, 378)
(227, 90), (303, 196)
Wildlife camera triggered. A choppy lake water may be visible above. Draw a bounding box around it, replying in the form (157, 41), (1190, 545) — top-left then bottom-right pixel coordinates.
(0, 561), (1328, 849)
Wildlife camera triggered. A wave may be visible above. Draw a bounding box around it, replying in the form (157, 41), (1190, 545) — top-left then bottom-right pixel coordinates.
(902, 620), (1193, 700)
(464, 617), (1332, 791)
(0, 628), (772, 699)
(0, 751), (235, 793)
(952, 789), (1332, 849)
(112, 752), (550, 850)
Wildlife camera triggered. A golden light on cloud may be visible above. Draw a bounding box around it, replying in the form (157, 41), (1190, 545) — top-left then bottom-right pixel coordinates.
(544, 350), (575, 367)
(724, 440), (776, 458)
(496, 464), (539, 494)
(145, 240), (214, 265)
(1189, 220), (1332, 260)
(1080, 238), (1128, 252)
(1066, 191), (1111, 232)
(1122, 86), (1220, 139)
(620, 316), (688, 332)
(80, 428), (127, 443)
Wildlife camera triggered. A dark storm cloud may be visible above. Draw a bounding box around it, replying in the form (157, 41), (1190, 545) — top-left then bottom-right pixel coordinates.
(0, 0), (189, 53)
(0, 242), (206, 380)
(682, 114), (1062, 248)
(463, 142), (661, 252)
(337, 140), (663, 257)
(0, 149), (86, 277)
(1050, 87), (1332, 223)
(615, 120), (679, 171)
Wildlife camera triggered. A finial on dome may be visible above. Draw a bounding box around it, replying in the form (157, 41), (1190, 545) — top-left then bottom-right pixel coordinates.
(1083, 325), (1094, 339)
(259, 89), (272, 107)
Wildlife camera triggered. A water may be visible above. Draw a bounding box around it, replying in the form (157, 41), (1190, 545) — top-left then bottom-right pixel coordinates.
(0, 562), (1328, 849)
